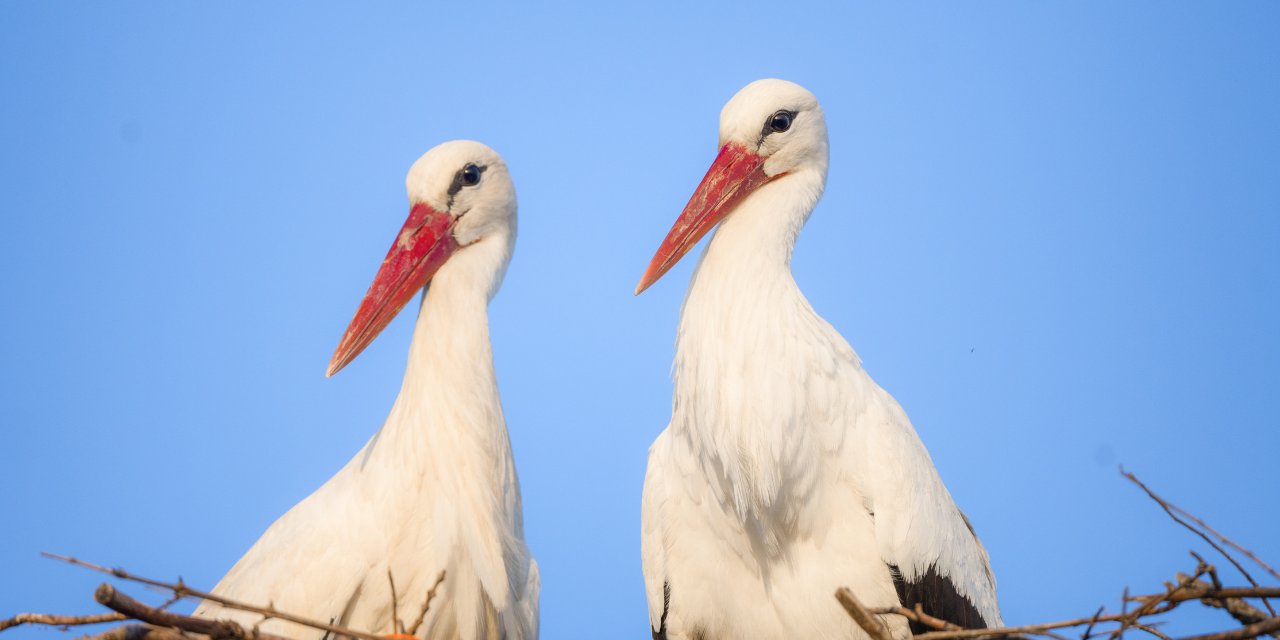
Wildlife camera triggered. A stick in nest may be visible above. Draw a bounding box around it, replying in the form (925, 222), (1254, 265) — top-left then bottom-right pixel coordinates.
(42, 552), (384, 640)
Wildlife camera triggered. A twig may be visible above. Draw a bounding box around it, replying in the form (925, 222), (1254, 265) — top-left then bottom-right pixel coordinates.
(904, 605), (1183, 640)
(1167, 505), (1280, 583)
(1121, 469), (1275, 616)
(95, 583), (291, 640)
(75, 624), (194, 640)
(1131, 622), (1172, 640)
(1178, 617), (1280, 640)
(0, 612), (126, 632)
(1081, 606), (1106, 640)
(1111, 560), (1207, 640)
(388, 571), (401, 634)
(836, 588), (896, 640)
(867, 605), (964, 632)
(43, 553), (385, 640)
(1128, 587), (1280, 604)
(406, 571), (446, 637)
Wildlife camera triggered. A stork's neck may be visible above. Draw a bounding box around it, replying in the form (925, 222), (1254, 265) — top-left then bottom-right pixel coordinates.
(672, 168), (843, 530)
(368, 234), (515, 469)
(677, 168), (825, 337)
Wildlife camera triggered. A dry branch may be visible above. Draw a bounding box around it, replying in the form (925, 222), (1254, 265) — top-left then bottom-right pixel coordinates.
(867, 605), (964, 632)
(42, 553), (387, 640)
(0, 612), (125, 632)
(1180, 618), (1280, 640)
(94, 583), (291, 640)
(1121, 468), (1275, 617)
(406, 571), (447, 637)
(837, 587), (897, 640)
(77, 624), (196, 640)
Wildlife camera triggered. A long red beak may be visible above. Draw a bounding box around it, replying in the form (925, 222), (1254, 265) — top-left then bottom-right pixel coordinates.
(327, 203), (459, 377)
(634, 142), (772, 295)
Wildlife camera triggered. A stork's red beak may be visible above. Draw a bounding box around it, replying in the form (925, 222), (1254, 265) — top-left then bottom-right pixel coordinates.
(634, 142), (772, 295)
(327, 203), (459, 377)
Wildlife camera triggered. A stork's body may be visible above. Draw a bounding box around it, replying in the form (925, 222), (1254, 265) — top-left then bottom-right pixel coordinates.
(638, 80), (1000, 639)
(196, 141), (538, 640)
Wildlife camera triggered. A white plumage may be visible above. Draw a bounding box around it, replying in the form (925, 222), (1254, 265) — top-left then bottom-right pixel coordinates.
(196, 141), (538, 640)
(638, 80), (1000, 639)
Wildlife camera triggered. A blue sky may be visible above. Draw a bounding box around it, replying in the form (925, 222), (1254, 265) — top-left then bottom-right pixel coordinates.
(2, 2), (1278, 637)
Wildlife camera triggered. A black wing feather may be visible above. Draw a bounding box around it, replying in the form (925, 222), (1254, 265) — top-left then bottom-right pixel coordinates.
(888, 563), (990, 632)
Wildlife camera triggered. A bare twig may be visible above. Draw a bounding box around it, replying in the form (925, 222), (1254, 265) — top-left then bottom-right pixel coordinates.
(1121, 469), (1275, 617)
(1081, 606), (1106, 640)
(1167, 504), (1280, 582)
(43, 553), (385, 640)
(0, 612), (126, 632)
(75, 624), (194, 640)
(867, 605), (964, 632)
(1110, 560), (1207, 640)
(836, 588), (896, 640)
(95, 583), (289, 640)
(406, 571), (446, 637)
(1128, 587), (1280, 604)
(1178, 617), (1280, 640)
(388, 571), (401, 634)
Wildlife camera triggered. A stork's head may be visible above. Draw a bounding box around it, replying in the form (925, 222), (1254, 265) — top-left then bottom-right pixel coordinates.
(635, 79), (828, 294)
(327, 140), (516, 377)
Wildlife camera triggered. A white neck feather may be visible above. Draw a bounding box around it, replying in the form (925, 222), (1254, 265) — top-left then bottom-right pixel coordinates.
(362, 232), (516, 478)
(671, 168), (859, 545)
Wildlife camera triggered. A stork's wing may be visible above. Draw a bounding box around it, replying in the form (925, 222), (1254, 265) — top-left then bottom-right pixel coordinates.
(888, 556), (990, 633)
(850, 382), (1002, 629)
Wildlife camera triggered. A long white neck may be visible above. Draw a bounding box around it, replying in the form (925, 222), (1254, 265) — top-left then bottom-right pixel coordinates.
(671, 168), (856, 537)
(362, 232), (516, 477)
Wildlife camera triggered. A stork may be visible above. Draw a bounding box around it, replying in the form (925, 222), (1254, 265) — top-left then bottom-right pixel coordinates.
(636, 79), (1001, 639)
(195, 141), (539, 640)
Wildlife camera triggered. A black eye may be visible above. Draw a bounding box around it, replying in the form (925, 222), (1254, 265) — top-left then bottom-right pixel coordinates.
(768, 111), (793, 133)
(461, 163), (481, 187)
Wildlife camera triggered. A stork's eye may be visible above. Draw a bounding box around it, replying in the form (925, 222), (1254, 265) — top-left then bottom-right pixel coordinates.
(461, 163), (482, 187)
(768, 111), (794, 133)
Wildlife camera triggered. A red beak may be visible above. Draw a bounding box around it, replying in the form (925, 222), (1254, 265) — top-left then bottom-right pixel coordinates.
(634, 142), (772, 295)
(327, 203), (459, 377)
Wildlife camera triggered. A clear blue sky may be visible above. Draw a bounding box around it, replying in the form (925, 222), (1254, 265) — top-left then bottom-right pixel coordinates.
(2, 2), (1277, 638)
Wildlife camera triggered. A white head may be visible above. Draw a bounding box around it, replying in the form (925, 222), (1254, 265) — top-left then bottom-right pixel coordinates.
(718, 78), (828, 180)
(328, 140), (517, 376)
(405, 140), (517, 250)
(635, 79), (829, 294)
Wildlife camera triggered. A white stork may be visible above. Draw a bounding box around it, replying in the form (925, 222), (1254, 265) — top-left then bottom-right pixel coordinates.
(195, 141), (539, 640)
(636, 79), (1001, 639)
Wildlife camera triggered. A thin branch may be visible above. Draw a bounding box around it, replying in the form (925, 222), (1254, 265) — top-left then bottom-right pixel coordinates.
(1111, 561), (1207, 640)
(406, 571), (446, 637)
(75, 624), (194, 640)
(836, 588), (896, 640)
(1081, 606), (1106, 640)
(95, 583), (290, 640)
(1178, 617), (1280, 640)
(866, 605), (963, 631)
(43, 553), (385, 640)
(1121, 469), (1275, 616)
(1, 612), (126, 633)
(902, 604), (1180, 640)
(1166, 505), (1280, 583)
(1128, 587), (1280, 604)
(1130, 623), (1172, 640)
(388, 571), (401, 635)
